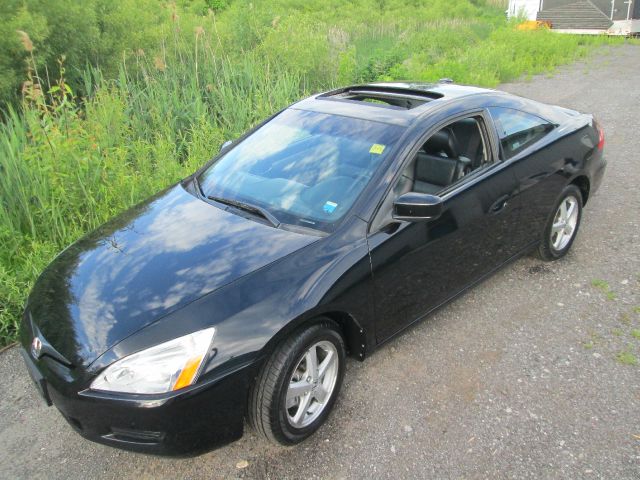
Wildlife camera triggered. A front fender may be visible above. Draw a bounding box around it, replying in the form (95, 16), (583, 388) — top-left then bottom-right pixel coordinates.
(89, 216), (375, 386)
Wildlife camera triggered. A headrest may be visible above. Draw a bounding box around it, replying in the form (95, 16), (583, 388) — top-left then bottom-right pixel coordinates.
(424, 128), (459, 158)
(455, 118), (478, 129)
(414, 151), (458, 187)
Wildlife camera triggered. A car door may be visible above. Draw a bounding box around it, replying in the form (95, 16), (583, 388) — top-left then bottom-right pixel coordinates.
(367, 111), (525, 342)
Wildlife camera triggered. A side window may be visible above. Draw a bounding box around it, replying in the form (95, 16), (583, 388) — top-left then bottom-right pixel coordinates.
(370, 116), (489, 232)
(488, 107), (554, 159)
(411, 116), (488, 195)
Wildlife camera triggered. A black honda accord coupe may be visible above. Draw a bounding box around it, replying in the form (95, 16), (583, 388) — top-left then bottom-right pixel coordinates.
(20, 82), (606, 455)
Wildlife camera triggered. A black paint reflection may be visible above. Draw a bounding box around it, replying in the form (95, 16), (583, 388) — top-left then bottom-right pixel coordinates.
(27, 184), (317, 367)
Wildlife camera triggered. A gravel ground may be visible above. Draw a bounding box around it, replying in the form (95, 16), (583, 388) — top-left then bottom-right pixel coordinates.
(1, 44), (639, 480)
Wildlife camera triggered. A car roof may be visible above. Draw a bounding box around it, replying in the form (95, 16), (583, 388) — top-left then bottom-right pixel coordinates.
(290, 82), (504, 127)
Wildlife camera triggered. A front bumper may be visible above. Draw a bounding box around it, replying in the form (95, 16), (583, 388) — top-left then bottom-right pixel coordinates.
(20, 348), (255, 456)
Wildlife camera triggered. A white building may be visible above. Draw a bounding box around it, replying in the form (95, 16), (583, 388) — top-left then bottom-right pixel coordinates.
(507, 0), (545, 20)
(507, 0), (640, 35)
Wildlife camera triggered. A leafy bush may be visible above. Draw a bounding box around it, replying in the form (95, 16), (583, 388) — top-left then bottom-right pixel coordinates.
(0, 0), (170, 106)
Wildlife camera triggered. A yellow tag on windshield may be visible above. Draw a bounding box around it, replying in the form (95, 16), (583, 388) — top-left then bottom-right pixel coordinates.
(369, 144), (386, 155)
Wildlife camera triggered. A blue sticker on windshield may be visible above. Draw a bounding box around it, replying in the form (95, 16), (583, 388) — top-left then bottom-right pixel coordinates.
(323, 201), (338, 214)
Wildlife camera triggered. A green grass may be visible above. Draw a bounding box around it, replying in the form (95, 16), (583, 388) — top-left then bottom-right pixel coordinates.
(591, 279), (617, 301)
(616, 350), (638, 366)
(0, 1), (627, 346)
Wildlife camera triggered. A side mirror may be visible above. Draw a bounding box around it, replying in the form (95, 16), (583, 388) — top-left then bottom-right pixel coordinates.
(220, 140), (233, 153)
(392, 192), (443, 222)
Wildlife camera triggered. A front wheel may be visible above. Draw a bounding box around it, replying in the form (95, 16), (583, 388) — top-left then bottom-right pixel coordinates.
(536, 184), (583, 261)
(248, 321), (346, 445)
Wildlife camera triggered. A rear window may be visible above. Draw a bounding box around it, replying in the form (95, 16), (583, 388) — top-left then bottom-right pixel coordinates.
(489, 107), (554, 159)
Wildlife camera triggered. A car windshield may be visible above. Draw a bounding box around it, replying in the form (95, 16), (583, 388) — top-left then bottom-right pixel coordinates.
(198, 109), (404, 233)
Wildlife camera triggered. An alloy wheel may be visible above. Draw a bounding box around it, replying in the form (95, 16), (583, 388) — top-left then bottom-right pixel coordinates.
(550, 195), (579, 251)
(285, 340), (339, 428)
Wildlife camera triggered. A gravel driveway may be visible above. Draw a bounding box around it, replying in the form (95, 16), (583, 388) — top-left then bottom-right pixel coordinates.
(1, 44), (638, 480)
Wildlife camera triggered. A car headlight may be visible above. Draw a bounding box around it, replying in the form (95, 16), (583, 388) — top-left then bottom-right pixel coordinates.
(90, 327), (215, 394)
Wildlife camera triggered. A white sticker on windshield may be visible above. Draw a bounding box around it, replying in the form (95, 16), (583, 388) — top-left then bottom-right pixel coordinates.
(323, 201), (338, 214)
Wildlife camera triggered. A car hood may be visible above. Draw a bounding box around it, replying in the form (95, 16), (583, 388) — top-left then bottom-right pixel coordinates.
(25, 183), (317, 367)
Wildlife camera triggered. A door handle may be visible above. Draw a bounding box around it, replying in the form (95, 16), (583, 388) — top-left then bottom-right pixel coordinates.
(489, 194), (510, 214)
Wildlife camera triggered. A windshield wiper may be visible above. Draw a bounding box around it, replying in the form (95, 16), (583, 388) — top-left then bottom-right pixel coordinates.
(207, 195), (281, 228)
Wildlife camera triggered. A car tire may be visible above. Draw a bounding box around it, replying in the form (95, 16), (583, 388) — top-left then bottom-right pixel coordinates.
(536, 184), (583, 261)
(248, 320), (346, 445)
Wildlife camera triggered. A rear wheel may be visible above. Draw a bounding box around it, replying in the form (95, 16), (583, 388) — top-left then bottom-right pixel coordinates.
(248, 321), (345, 445)
(536, 184), (582, 261)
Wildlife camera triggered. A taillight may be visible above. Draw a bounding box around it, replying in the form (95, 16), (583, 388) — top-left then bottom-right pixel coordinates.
(594, 120), (605, 150)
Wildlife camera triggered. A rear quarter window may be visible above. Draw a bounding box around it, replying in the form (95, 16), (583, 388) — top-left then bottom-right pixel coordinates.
(489, 107), (554, 159)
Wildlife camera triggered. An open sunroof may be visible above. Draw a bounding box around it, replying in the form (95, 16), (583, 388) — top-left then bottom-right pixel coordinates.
(318, 85), (443, 110)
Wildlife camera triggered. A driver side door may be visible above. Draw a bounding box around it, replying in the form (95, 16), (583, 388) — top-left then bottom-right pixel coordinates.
(368, 110), (525, 342)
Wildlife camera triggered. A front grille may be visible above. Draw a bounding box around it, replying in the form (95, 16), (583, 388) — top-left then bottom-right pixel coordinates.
(26, 314), (73, 367)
